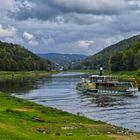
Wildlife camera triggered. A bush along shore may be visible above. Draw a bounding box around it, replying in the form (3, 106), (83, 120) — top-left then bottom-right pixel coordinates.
(0, 92), (140, 140)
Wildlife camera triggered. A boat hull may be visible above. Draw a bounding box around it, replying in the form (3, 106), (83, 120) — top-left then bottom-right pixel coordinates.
(76, 85), (137, 96)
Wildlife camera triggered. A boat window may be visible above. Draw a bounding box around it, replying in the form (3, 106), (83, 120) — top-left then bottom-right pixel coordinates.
(116, 82), (132, 87)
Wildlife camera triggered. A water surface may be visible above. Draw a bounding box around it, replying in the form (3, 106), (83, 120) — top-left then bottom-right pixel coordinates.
(1, 72), (140, 132)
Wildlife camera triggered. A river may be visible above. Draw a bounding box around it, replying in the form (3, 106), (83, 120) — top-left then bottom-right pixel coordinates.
(1, 72), (140, 132)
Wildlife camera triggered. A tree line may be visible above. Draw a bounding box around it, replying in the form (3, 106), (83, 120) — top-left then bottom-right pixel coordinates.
(109, 42), (140, 72)
(0, 41), (52, 71)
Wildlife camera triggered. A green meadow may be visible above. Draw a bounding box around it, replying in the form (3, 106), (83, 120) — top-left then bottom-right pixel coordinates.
(0, 92), (140, 140)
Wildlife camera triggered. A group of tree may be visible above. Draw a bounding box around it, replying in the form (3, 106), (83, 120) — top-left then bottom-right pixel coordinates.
(109, 42), (140, 72)
(0, 41), (52, 71)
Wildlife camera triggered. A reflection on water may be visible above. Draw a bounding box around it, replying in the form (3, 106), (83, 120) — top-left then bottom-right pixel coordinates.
(0, 77), (53, 94)
(0, 79), (37, 93)
(0, 72), (140, 132)
(78, 93), (126, 107)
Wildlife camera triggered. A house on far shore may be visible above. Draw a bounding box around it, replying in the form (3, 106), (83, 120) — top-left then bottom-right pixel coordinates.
(60, 66), (64, 71)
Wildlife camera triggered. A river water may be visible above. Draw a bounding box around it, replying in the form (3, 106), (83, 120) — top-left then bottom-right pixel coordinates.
(1, 72), (140, 132)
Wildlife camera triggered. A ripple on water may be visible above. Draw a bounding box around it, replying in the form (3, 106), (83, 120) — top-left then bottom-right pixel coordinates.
(8, 72), (140, 132)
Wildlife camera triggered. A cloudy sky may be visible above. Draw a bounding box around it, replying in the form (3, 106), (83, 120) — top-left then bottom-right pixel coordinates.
(0, 0), (140, 55)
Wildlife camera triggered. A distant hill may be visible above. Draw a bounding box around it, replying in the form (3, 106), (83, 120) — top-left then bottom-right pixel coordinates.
(0, 41), (51, 71)
(73, 35), (140, 70)
(38, 53), (87, 69)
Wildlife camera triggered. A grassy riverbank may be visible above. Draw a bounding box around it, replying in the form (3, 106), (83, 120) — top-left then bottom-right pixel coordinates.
(0, 92), (140, 140)
(66, 70), (98, 74)
(111, 70), (140, 89)
(0, 71), (59, 81)
(68, 69), (140, 79)
(112, 69), (140, 79)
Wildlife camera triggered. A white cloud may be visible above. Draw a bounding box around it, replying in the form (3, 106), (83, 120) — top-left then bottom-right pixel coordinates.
(23, 31), (34, 41)
(0, 0), (17, 11)
(128, 0), (140, 7)
(22, 31), (39, 46)
(0, 24), (17, 37)
(77, 40), (95, 49)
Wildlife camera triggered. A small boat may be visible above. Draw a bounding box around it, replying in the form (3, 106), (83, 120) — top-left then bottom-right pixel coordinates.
(76, 75), (138, 96)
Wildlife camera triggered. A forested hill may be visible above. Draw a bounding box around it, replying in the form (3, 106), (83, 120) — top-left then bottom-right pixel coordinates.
(38, 53), (87, 69)
(73, 35), (140, 70)
(0, 41), (51, 71)
(109, 42), (140, 72)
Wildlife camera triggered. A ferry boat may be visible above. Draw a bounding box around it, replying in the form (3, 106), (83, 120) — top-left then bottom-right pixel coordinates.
(76, 75), (138, 96)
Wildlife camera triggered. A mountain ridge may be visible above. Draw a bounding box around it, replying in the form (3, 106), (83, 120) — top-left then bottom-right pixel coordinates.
(0, 41), (52, 71)
(38, 53), (87, 69)
(73, 35), (140, 70)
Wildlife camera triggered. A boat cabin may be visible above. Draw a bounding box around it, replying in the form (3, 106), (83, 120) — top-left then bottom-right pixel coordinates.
(77, 74), (138, 95)
(89, 75), (117, 83)
(89, 75), (136, 90)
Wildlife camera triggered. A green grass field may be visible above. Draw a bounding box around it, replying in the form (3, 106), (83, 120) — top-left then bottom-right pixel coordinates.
(0, 92), (140, 140)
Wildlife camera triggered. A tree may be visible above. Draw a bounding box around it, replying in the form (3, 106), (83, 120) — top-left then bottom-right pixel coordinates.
(123, 49), (135, 70)
(109, 52), (125, 72)
(134, 50), (140, 69)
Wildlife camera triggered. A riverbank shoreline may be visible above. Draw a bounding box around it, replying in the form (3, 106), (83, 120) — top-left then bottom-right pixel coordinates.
(66, 69), (140, 77)
(0, 71), (59, 81)
(0, 92), (140, 140)
(2, 69), (139, 80)
(67, 69), (140, 82)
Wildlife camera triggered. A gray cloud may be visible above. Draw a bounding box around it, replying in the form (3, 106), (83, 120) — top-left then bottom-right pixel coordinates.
(53, 0), (127, 14)
(11, 0), (138, 21)
(11, 0), (60, 20)
(0, 0), (140, 55)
